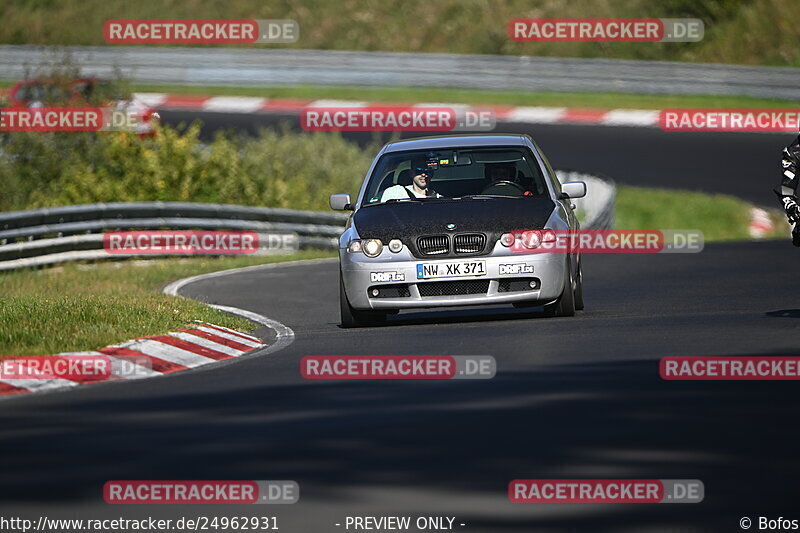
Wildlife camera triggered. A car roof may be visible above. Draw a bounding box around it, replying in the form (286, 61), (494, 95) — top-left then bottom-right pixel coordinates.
(383, 134), (530, 153)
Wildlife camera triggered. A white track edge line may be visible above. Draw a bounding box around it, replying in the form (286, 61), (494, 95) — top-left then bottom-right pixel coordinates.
(162, 257), (336, 297)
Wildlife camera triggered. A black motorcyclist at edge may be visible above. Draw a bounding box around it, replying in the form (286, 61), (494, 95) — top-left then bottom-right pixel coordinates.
(776, 134), (800, 246)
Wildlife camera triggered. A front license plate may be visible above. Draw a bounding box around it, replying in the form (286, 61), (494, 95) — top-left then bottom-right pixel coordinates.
(416, 260), (486, 279)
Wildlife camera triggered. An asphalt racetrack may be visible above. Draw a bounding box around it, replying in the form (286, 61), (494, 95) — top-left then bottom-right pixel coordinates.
(0, 117), (798, 532)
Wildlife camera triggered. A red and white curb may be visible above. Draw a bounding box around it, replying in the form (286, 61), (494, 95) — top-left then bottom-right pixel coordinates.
(0, 260), (321, 399)
(134, 92), (661, 128)
(0, 322), (266, 397)
(749, 207), (776, 238)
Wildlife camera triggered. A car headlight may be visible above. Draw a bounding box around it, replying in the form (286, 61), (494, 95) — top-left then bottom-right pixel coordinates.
(500, 230), (552, 250)
(347, 240), (363, 253)
(362, 239), (383, 257)
(520, 230), (542, 249)
(499, 233), (515, 247)
(346, 238), (394, 257)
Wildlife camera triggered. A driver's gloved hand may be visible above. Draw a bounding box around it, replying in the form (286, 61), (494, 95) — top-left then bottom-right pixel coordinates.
(788, 206), (800, 224)
(782, 197), (800, 223)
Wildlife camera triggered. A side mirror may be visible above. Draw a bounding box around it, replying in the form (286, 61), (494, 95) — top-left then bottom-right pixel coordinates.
(560, 181), (587, 199)
(330, 193), (354, 211)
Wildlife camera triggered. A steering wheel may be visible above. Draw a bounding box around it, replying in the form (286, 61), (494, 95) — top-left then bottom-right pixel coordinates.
(480, 180), (527, 195)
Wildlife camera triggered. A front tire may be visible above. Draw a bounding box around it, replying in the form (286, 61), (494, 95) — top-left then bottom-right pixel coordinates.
(573, 260), (584, 311)
(340, 272), (386, 328)
(543, 257), (576, 317)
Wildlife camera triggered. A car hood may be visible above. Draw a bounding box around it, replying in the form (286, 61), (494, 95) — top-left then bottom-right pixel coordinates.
(353, 197), (556, 253)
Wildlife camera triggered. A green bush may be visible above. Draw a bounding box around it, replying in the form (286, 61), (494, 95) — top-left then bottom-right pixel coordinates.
(0, 124), (373, 211)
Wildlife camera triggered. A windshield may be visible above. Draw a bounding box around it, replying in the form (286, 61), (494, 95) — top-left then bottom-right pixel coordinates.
(361, 147), (548, 206)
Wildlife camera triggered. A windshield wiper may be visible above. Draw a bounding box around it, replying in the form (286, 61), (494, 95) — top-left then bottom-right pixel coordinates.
(384, 198), (425, 203)
(363, 198), (427, 208)
(457, 194), (511, 199)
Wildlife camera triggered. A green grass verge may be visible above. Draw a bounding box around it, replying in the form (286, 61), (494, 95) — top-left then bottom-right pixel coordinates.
(616, 185), (786, 241)
(3, 81), (798, 110)
(104, 83), (800, 110)
(0, 250), (334, 355)
(1, 0), (798, 66)
(139, 84), (800, 110)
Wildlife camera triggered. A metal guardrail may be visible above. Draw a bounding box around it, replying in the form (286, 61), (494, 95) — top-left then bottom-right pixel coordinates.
(0, 201), (349, 231)
(0, 172), (615, 271)
(556, 170), (616, 230)
(2, 45), (799, 99)
(0, 202), (348, 271)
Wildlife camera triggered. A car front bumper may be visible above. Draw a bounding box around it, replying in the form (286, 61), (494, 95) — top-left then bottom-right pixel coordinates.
(340, 247), (567, 310)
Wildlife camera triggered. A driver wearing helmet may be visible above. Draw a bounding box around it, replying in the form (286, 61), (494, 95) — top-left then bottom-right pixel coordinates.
(777, 135), (800, 246)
